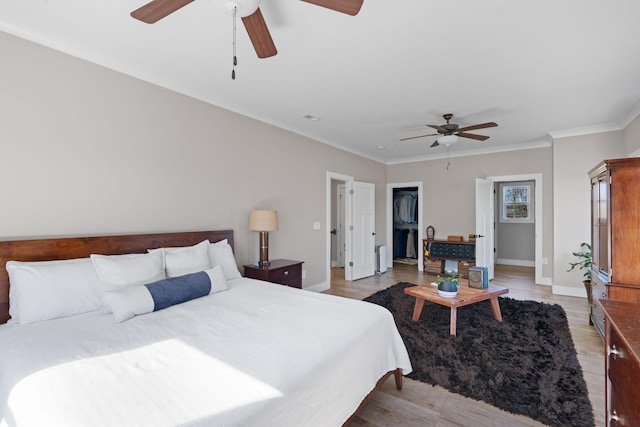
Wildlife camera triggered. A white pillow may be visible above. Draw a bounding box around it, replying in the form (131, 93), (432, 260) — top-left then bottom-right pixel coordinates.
(149, 240), (212, 278)
(6, 258), (103, 325)
(105, 266), (228, 323)
(209, 239), (242, 280)
(91, 251), (165, 311)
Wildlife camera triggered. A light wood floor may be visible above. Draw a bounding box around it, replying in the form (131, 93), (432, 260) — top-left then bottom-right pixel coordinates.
(326, 263), (605, 427)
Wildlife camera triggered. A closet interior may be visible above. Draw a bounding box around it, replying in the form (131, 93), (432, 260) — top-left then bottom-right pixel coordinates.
(393, 187), (419, 264)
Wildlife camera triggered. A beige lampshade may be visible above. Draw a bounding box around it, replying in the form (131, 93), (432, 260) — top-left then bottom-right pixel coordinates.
(249, 210), (279, 232)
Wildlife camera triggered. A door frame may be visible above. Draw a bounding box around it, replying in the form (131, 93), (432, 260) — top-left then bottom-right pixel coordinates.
(386, 182), (424, 272)
(485, 173), (548, 286)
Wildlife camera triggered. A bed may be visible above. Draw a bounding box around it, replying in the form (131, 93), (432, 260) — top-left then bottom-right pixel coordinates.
(0, 230), (411, 426)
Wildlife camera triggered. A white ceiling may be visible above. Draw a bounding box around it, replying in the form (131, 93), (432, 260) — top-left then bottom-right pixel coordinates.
(2, 0), (640, 164)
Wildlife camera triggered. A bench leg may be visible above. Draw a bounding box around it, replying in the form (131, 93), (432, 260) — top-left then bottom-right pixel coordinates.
(450, 307), (457, 336)
(412, 298), (425, 321)
(490, 297), (503, 321)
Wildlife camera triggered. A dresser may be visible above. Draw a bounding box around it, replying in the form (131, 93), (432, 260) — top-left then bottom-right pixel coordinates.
(589, 158), (640, 338)
(243, 259), (303, 289)
(599, 300), (640, 426)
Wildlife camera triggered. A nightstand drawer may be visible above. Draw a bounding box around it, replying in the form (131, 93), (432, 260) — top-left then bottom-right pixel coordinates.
(268, 264), (302, 288)
(243, 259), (304, 289)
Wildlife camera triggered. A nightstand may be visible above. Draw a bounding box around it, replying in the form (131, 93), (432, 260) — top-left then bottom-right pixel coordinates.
(243, 259), (304, 289)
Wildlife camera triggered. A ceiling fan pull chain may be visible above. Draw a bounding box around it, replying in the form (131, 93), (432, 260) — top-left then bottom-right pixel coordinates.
(231, 6), (237, 80)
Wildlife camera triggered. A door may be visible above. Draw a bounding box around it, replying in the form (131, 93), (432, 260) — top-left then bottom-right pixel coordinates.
(345, 181), (375, 280)
(475, 178), (495, 280)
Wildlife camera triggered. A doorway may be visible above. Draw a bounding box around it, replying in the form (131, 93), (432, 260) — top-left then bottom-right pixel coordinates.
(328, 173), (352, 287)
(476, 173), (546, 286)
(386, 182), (423, 272)
(326, 172), (376, 284)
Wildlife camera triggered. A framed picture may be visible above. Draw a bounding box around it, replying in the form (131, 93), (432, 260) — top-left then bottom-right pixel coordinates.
(426, 225), (435, 239)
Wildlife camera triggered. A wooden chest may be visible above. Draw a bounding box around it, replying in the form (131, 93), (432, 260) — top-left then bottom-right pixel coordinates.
(424, 259), (443, 274)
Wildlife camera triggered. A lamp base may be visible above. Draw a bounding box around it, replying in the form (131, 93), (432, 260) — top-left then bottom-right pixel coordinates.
(259, 231), (270, 266)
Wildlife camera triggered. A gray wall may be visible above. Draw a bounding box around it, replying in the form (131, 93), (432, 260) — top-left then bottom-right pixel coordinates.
(3, 30), (640, 295)
(387, 148), (554, 281)
(625, 113), (640, 155)
(0, 32), (387, 290)
(552, 130), (626, 293)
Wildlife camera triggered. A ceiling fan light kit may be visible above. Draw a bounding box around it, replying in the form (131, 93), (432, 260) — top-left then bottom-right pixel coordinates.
(400, 113), (498, 148)
(438, 134), (458, 145)
(213, 0), (260, 17)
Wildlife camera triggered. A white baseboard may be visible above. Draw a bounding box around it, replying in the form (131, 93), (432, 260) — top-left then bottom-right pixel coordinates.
(305, 281), (330, 293)
(496, 258), (535, 267)
(537, 276), (552, 286)
(552, 285), (587, 298)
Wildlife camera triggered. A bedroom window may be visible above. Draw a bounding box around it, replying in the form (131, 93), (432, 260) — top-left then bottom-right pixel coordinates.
(501, 184), (533, 223)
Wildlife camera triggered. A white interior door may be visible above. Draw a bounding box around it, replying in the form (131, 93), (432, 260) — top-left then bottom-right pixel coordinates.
(475, 178), (495, 280)
(345, 181), (375, 281)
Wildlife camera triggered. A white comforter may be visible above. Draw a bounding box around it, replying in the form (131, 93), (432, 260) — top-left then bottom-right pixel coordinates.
(0, 278), (411, 427)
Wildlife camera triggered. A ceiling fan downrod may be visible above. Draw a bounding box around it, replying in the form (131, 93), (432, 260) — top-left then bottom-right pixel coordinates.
(231, 5), (238, 80)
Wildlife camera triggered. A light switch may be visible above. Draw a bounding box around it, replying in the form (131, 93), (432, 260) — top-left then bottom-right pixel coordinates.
(313, 222), (321, 230)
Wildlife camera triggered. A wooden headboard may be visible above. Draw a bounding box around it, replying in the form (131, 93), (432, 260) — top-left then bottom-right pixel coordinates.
(0, 230), (235, 324)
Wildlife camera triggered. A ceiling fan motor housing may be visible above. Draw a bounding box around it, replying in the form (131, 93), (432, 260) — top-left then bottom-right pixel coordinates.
(214, 0), (260, 17)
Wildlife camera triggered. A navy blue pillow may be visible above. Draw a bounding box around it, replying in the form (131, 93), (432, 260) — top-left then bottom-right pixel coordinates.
(145, 271), (212, 311)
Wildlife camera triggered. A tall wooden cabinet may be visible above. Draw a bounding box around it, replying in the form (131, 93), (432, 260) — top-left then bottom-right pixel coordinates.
(589, 158), (640, 338)
(599, 300), (640, 427)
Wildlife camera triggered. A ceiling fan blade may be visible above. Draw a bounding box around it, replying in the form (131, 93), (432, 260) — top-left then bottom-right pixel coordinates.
(242, 8), (277, 58)
(131, 0), (194, 23)
(427, 124), (448, 133)
(430, 141), (440, 148)
(457, 122), (498, 132)
(301, 0), (364, 16)
(458, 132), (490, 141)
(399, 133), (438, 142)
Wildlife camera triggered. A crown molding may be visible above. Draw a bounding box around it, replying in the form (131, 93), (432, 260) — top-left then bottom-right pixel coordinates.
(619, 100), (640, 129)
(386, 139), (552, 165)
(547, 122), (623, 139)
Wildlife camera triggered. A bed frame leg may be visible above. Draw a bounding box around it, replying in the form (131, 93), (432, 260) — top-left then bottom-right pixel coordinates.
(393, 368), (403, 390)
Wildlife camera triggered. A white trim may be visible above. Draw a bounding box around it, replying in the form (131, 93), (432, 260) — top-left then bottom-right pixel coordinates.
(496, 258), (535, 267)
(552, 285), (587, 298)
(547, 123), (622, 139)
(387, 140), (551, 165)
(619, 100), (640, 129)
(305, 282), (330, 293)
(538, 277), (552, 286)
(487, 173), (545, 286)
(326, 172), (354, 291)
(386, 182), (424, 272)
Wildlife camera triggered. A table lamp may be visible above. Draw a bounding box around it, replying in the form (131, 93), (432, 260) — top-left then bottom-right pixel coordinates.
(249, 209), (279, 266)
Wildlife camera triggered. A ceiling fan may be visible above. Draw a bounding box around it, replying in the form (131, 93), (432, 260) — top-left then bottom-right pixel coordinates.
(130, 0), (364, 59)
(400, 113), (498, 147)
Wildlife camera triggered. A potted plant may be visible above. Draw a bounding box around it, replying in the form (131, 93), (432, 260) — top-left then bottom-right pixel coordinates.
(567, 242), (593, 303)
(435, 272), (464, 298)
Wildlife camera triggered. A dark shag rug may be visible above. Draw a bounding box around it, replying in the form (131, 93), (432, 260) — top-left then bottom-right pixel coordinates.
(364, 282), (595, 427)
